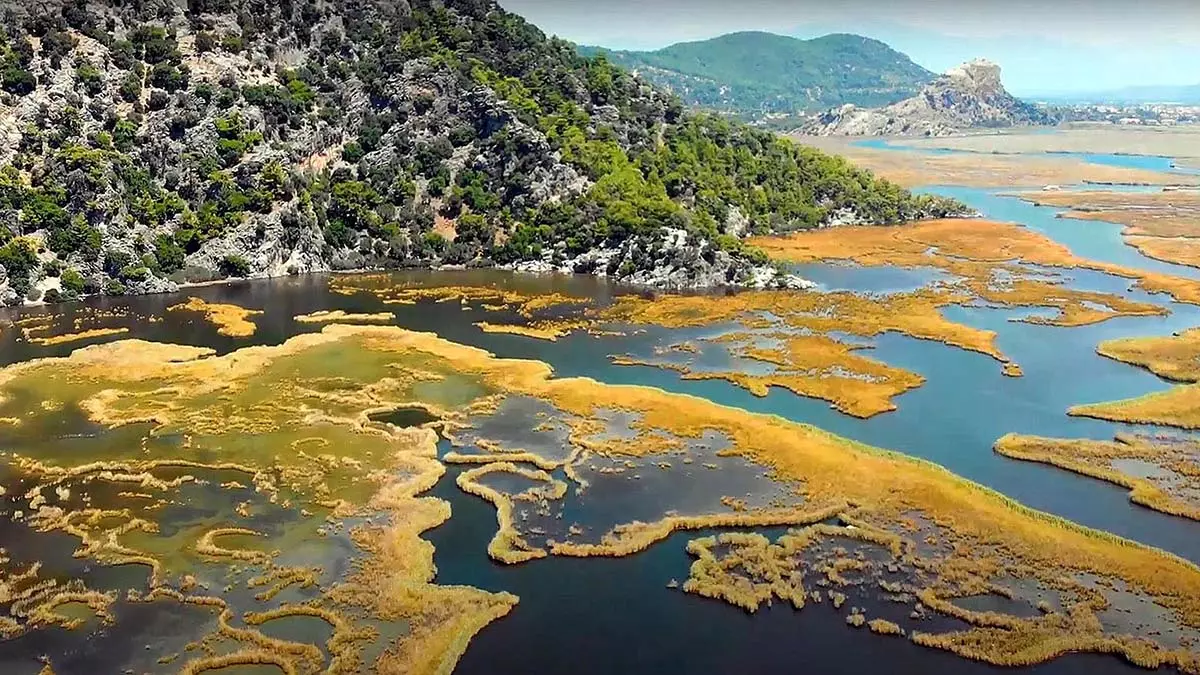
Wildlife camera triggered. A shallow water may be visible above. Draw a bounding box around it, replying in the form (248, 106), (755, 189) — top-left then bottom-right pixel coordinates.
(853, 137), (1200, 175)
(785, 263), (957, 294)
(1, 184), (1199, 672)
(430, 465), (1155, 675)
(368, 406), (441, 428)
(924, 185), (1200, 280)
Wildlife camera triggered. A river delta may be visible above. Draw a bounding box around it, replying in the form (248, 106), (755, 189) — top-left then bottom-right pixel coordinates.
(2, 132), (1200, 674)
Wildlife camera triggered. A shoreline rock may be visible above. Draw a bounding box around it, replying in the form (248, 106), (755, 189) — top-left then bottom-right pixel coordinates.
(1, 261), (818, 308)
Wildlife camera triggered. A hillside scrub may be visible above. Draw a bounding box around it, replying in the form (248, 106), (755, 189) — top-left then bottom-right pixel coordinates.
(0, 0), (965, 304)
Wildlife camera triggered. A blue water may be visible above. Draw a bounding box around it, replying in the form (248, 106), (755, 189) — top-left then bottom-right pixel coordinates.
(926, 185), (1200, 279)
(439, 175), (1200, 674)
(853, 137), (1200, 176)
(90, 238), (1194, 568)
(1067, 152), (1187, 173)
(403, 185), (1200, 565)
(855, 138), (961, 156)
(4, 177), (1200, 673)
(786, 263), (957, 294)
(430, 465), (1144, 675)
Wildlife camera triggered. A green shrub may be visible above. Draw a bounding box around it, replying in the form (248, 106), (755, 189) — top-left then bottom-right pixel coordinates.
(455, 213), (492, 246)
(327, 180), (383, 236)
(118, 265), (150, 282)
(218, 254), (251, 278)
(2, 66), (35, 95)
(154, 233), (185, 273)
(0, 237), (40, 294)
(195, 31), (217, 53)
(118, 72), (142, 102)
(47, 216), (101, 258)
(112, 118), (138, 151)
(150, 62), (189, 92)
(76, 63), (104, 95)
(342, 141), (364, 163)
(422, 231), (448, 255)
(102, 249), (132, 277)
(221, 33), (245, 53)
(213, 113), (262, 167)
(61, 267), (85, 293)
(20, 189), (69, 233)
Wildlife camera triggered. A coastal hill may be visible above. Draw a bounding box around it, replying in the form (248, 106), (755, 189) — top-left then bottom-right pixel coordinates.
(580, 32), (935, 118)
(804, 58), (1055, 136)
(0, 0), (964, 305)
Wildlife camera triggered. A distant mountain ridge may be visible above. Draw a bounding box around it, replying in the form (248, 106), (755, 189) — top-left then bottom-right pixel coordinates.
(1032, 83), (1200, 105)
(579, 31), (934, 118)
(804, 59), (1055, 136)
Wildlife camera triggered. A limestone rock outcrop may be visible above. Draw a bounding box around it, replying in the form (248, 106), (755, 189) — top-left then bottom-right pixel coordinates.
(804, 59), (1054, 137)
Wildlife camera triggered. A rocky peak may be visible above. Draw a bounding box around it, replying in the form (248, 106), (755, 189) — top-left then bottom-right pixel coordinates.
(918, 57), (1026, 114)
(942, 59), (1004, 93)
(803, 56), (1054, 136)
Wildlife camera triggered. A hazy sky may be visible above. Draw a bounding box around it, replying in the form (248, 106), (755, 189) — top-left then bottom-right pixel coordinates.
(498, 0), (1200, 95)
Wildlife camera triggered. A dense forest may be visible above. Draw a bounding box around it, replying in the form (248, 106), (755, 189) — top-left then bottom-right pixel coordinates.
(580, 32), (935, 119)
(0, 0), (966, 303)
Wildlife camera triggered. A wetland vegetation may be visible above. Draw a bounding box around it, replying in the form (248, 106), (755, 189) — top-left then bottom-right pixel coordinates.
(995, 434), (1200, 522)
(794, 135), (1200, 188)
(6, 126), (1200, 674)
(167, 297), (262, 337)
(1015, 190), (1200, 269)
(4, 281), (1200, 672)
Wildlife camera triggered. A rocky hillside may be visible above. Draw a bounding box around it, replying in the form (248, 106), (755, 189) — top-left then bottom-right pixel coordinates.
(0, 0), (966, 305)
(804, 59), (1056, 136)
(580, 32), (934, 120)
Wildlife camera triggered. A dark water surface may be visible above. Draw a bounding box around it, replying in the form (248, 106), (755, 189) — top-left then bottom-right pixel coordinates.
(431, 465), (1150, 675)
(1, 186), (1198, 672)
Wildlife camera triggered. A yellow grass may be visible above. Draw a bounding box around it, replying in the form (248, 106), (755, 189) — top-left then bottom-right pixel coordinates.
(244, 603), (375, 673)
(247, 566), (320, 602)
(27, 327), (129, 346)
(552, 505), (848, 559)
(619, 332), (926, 418)
(1015, 189), (1200, 268)
(475, 320), (587, 341)
(901, 126), (1200, 160)
(168, 297), (262, 337)
(194, 527), (271, 563)
(869, 618), (904, 635)
(1126, 236), (1200, 269)
(6, 325), (1200, 670)
(681, 522), (903, 614)
(1096, 327), (1200, 382)
(293, 310), (393, 324)
(455, 462), (558, 564)
(0, 327), (521, 674)
(1069, 385), (1200, 429)
(179, 649), (296, 675)
(331, 261), (1050, 419)
(752, 217), (1200, 311)
(789, 136), (1198, 188)
(995, 434), (1200, 521)
(598, 287), (1011, 402)
(682, 531), (809, 612)
(1070, 324), (1200, 454)
(329, 277), (589, 318)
